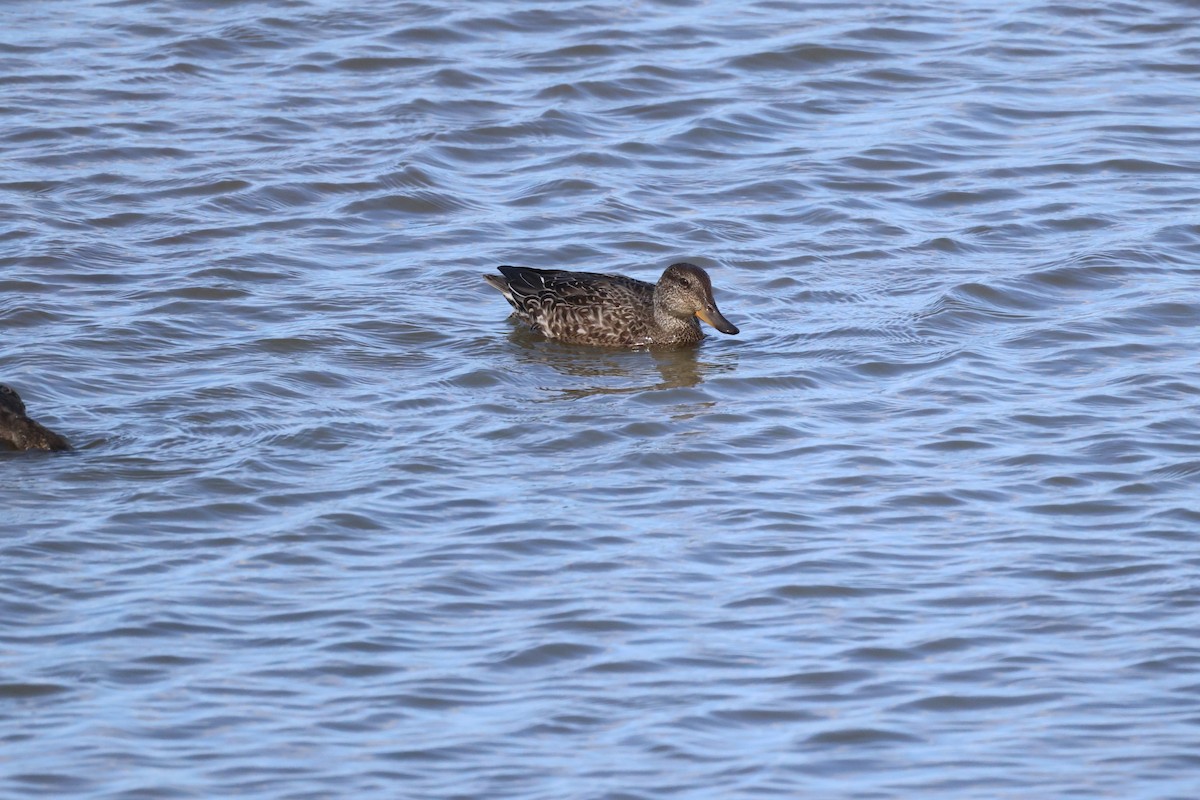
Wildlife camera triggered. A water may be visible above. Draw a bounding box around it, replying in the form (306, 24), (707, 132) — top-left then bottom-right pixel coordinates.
(3, 0), (1200, 797)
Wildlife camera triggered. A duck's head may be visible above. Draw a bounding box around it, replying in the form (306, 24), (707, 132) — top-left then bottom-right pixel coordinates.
(656, 263), (740, 335)
(0, 384), (27, 416)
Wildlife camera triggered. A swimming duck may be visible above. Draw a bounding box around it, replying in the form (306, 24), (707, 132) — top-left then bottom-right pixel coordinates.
(484, 262), (740, 348)
(0, 384), (72, 452)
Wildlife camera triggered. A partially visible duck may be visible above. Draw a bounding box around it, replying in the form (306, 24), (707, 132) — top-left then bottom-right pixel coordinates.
(0, 384), (72, 452)
(484, 261), (740, 348)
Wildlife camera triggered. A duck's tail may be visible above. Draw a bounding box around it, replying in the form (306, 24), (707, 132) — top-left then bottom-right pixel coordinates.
(483, 272), (514, 304)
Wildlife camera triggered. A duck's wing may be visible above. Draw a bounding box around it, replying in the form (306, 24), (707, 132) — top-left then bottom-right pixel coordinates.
(494, 266), (651, 310)
(0, 409), (71, 452)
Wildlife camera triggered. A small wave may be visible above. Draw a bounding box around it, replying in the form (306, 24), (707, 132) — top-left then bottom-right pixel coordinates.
(729, 43), (885, 71)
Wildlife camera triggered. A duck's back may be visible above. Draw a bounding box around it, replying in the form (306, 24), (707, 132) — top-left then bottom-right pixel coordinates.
(0, 408), (72, 452)
(486, 266), (659, 346)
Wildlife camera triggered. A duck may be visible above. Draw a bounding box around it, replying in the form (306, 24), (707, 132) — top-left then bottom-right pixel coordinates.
(0, 384), (72, 452)
(484, 262), (740, 348)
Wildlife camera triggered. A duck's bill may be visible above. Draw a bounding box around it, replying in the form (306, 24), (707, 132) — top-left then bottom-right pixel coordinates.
(696, 305), (740, 335)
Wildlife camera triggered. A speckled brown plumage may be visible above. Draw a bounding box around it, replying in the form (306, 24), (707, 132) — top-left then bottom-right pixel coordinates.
(0, 384), (72, 452)
(484, 262), (739, 348)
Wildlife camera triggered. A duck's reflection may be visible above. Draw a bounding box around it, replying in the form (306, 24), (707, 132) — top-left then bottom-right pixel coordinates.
(504, 327), (737, 399)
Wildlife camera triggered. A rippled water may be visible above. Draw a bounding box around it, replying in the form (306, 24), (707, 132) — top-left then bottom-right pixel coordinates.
(4, 0), (1200, 797)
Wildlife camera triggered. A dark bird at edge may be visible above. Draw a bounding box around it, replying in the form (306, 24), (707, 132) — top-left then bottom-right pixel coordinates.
(0, 384), (72, 452)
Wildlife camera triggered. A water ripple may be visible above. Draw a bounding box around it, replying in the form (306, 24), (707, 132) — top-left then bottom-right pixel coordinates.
(3, 1), (1200, 798)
